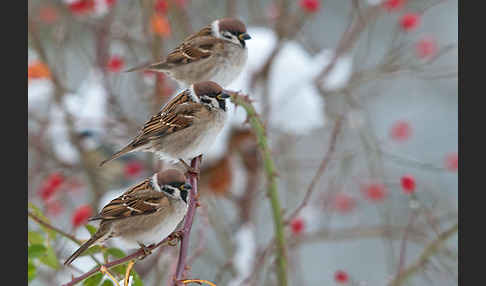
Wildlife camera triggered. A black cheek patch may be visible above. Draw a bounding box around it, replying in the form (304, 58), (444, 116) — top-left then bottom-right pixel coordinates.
(162, 186), (174, 195)
(218, 99), (226, 111)
(238, 38), (246, 48)
(180, 190), (188, 203)
(201, 97), (212, 104)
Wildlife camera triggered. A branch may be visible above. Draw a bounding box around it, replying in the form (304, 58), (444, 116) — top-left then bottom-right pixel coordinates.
(171, 155), (202, 286)
(28, 211), (81, 245)
(285, 116), (343, 223)
(388, 223), (458, 286)
(28, 211), (103, 266)
(230, 93), (288, 286)
(314, 5), (382, 92)
(62, 235), (177, 286)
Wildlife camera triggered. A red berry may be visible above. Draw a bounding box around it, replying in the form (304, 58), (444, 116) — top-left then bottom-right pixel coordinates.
(299, 0), (321, 13)
(72, 205), (93, 228)
(445, 152), (458, 172)
(400, 13), (420, 31)
(332, 193), (356, 214)
(362, 183), (388, 202)
(39, 186), (56, 201)
(107, 55), (124, 72)
(124, 160), (144, 178)
(383, 0), (406, 12)
(400, 175), (416, 194)
(154, 0), (168, 14)
(68, 0), (95, 15)
(39, 173), (64, 201)
(390, 120), (412, 142)
(334, 270), (349, 283)
(48, 173), (64, 189)
(290, 218), (305, 235)
(416, 36), (438, 59)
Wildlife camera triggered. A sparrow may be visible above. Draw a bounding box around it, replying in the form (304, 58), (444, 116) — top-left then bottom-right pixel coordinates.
(64, 169), (191, 266)
(125, 18), (251, 87)
(99, 81), (231, 167)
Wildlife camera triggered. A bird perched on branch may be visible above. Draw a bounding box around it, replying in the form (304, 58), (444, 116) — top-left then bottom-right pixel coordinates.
(125, 18), (251, 87)
(99, 81), (231, 169)
(64, 169), (191, 265)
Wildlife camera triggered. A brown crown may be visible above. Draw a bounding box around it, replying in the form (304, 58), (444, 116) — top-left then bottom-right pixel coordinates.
(156, 169), (186, 186)
(218, 18), (247, 34)
(193, 81), (223, 96)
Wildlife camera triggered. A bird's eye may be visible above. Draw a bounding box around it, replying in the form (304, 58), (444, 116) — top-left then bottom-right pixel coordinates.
(223, 34), (232, 39)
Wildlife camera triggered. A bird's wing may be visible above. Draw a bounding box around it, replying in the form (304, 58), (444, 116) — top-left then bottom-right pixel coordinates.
(164, 34), (223, 67)
(89, 180), (171, 221)
(98, 90), (203, 166)
(128, 91), (203, 149)
(124, 25), (219, 72)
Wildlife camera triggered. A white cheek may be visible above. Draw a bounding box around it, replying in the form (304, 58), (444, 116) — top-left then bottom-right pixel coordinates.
(211, 98), (220, 108)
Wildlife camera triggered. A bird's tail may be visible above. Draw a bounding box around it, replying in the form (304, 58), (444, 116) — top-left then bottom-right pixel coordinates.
(123, 61), (168, 73)
(64, 236), (102, 266)
(99, 144), (136, 167)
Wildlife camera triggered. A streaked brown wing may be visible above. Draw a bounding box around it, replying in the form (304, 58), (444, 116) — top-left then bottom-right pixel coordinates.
(165, 35), (222, 66)
(129, 91), (202, 148)
(92, 190), (170, 221)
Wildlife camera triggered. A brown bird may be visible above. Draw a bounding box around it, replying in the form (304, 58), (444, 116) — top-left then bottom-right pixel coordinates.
(99, 81), (231, 167)
(64, 169), (191, 266)
(125, 18), (251, 87)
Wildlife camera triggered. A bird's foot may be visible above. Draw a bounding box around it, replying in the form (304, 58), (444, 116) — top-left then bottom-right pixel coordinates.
(137, 242), (152, 260)
(168, 230), (184, 246)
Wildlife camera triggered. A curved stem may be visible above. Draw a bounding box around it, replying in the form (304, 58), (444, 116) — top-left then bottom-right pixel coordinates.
(172, 155), (202, 285)
(230, 93), (288, 286)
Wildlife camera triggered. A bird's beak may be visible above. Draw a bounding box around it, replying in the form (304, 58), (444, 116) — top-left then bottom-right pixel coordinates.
(180, 183), (192, 191)
(239, 33), (251, 41)
(217, 92), (231, 100)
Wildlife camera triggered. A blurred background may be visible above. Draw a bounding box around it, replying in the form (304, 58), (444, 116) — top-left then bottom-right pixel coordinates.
(28, 0), (458, 285)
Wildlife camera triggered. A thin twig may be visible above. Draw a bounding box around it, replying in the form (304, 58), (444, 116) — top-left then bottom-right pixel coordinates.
(285, 116), (343, 223)
(28, 211), (103, 266)
(314, 5), (382, 92)
(28, 211), (81, 245)
(100, 265), (121, 286)
(388, 223), (458, 286)
(396, 210), (420, 276)
(124, 260), (135, 286)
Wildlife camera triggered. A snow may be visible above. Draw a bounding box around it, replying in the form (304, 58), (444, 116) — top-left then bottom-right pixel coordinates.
(226, 27), (328, 135)
(29, 69), (108, 164)
(206, 27), (339, 161)
(228, 223), (256, 286)
(320, 53), (353, 91)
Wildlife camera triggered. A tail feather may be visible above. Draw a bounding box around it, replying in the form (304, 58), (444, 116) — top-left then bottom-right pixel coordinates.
(64, 236), (101, 266)
(123, 61), (168, 73)
(99, 144), (136, 167)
